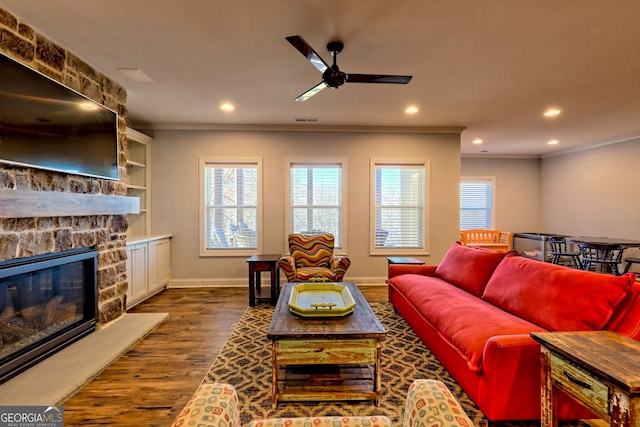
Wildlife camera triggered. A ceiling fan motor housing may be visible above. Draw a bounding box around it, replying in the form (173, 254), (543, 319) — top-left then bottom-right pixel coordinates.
(323, 67), (346, 88)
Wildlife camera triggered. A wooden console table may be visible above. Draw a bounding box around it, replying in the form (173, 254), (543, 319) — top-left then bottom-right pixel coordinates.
(531, 331), (640, 427)
(386, 257), (425, 265)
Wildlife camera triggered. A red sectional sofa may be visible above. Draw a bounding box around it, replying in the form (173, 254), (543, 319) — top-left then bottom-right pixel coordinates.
(387, 243), (640, 422)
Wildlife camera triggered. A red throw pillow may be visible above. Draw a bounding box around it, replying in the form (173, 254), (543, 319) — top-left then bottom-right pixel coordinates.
(482, 255), (635, 331)
(607, 280), (640, 340)
(434, 243), (509, 297)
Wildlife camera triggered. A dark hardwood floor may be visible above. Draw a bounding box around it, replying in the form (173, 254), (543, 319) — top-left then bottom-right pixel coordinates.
(61, 285), (388, 427)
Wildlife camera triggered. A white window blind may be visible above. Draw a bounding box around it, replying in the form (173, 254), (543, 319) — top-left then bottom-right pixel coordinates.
(289, 162), (343, 248)
(460, 178), (494, 230)
(373, 163), (425, 250)
(203, 161), (259, 250)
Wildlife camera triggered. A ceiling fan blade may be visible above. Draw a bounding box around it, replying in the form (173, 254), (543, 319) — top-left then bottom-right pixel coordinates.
(346, 74), (413, 84)
(294, 82), (327, 102)
(286, 35), (329, 73)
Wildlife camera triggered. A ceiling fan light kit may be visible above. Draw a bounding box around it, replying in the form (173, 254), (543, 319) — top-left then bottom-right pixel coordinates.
(286, 35), (412, 101)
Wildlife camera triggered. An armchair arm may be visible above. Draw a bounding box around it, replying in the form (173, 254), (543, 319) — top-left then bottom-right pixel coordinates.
(278, 256), (296, 282)
(331, 256), (351, 281)
(171, 382), (240, 427)
(403, 379), (474, 427)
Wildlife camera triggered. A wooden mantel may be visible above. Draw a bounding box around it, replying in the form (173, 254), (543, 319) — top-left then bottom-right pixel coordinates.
(0, 188), (140, 218)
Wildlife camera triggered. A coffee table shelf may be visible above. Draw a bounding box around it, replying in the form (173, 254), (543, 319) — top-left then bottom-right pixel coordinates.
(276, 364), (376, 403)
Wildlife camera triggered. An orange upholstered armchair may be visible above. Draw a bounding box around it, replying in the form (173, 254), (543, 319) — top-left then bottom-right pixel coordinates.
(278, 233), (351, 282)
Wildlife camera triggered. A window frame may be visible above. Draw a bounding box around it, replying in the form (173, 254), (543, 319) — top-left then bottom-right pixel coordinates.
(459, 176), (496, 230)
(199, 157), (263, 257)
(369, 158), (430, 256)
(284, 158), (348, 254)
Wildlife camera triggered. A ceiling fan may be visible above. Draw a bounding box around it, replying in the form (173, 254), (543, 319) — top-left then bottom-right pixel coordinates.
(286, 35), (412, 101)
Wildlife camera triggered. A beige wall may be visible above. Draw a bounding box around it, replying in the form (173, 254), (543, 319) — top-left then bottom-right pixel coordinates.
(150, 129), (461, 286)
(541, 138), (640, 240)
(460, 157), (542, 234)
(462, 140), (640, 260)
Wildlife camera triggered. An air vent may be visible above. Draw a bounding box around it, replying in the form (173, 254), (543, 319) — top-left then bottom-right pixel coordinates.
(294, 117), (319, 123)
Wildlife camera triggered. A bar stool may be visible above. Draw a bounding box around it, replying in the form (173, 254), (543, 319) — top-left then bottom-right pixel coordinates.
(578, 242), (626, 275)
(549, 236), (582, 269)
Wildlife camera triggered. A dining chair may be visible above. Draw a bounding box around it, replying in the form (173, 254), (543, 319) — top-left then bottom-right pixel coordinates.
(623, 256), (640, 275)
(578, 242), (626, 275)
(549, 236), (582, 269)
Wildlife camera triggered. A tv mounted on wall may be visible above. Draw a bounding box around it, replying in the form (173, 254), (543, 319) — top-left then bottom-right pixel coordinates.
(0, 52), (119, 180)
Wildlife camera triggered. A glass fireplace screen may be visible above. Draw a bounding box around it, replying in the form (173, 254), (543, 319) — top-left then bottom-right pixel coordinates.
(0, 247), (98, 382)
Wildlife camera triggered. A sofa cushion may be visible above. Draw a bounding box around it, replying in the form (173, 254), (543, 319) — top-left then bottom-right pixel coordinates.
(483, 255), (635, 331)
(388, 274), (546, 372)
(434, 243), (508, 297)
(607, 280), (640, 340)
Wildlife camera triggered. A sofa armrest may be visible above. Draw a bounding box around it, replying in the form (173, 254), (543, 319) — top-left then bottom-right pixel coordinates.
(171, 382), (240, 427)
(477, 335), (543, 419)
(482, 334), (541, 374)
(388, 264), (437, 279)
(403, 379), (474, 427)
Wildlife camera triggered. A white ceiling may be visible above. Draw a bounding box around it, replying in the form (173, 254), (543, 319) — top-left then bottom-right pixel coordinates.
(3, 0), (640, 157)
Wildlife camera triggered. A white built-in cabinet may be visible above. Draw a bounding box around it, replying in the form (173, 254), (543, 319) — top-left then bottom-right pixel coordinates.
(125, 235), (172, 309)
(126, 241), (148, 305)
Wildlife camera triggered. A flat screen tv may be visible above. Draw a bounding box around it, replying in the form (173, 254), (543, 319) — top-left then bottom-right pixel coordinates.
(0, 52), (119, 180)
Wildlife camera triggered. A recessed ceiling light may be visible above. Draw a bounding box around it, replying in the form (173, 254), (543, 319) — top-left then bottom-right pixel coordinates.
(405, 105), (419, 114)
(220, 103), (235, 112)
(548, 139), (559, 145)
(472, 139), (483, 144)
(544, 108), (561, 117)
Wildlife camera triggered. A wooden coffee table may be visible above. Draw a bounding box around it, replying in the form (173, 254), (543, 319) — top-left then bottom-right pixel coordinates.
(267, 282), (386, 407)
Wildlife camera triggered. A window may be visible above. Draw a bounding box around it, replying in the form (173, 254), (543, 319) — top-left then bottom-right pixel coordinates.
(460, 177), (495, 230)
(286, 160), (346, 249)
(370, 159), (429, 255)
(199, 158), (262, 256)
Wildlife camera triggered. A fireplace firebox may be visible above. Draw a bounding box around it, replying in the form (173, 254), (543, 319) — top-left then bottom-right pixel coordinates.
(0, 247), (98, 383)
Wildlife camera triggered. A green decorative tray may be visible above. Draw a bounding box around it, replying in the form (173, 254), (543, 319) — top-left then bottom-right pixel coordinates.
(288, 283), (356, 317)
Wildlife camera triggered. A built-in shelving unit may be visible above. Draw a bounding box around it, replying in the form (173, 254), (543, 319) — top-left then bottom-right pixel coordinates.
(124, 128), (173, 309)
(125, 127), (152, 237)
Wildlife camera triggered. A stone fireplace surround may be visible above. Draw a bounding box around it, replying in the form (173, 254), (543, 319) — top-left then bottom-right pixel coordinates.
(0, 7), (135, 326)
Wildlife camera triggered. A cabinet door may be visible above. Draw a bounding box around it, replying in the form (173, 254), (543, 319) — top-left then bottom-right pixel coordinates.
(148, 238), (171, 293)
(126, 243), (148, 307)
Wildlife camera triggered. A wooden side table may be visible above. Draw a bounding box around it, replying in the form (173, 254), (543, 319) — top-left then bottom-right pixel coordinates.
(246, 254), (281, 306)
(386, 257), (425, 265)
(531, 331), (640, 427)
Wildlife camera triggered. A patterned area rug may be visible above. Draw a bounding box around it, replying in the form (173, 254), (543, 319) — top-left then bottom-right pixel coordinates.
(204, 303), (583, 426)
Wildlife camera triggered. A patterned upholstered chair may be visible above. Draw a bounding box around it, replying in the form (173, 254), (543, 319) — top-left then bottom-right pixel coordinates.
(172, 380), (474, 427)
(278, 233), (351, 282)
